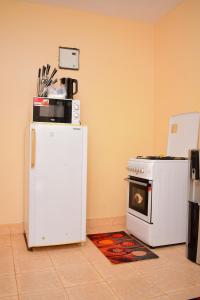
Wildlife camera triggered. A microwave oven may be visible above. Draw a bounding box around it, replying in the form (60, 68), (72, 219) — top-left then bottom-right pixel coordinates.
(33, 97), (80, 124)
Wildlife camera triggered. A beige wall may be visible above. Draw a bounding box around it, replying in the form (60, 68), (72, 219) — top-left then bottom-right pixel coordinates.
(0, 1), (155, 224)
(154, 0), (200, 154)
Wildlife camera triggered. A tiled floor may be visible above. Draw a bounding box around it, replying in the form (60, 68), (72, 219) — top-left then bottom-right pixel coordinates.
(0, 224), (200, 300)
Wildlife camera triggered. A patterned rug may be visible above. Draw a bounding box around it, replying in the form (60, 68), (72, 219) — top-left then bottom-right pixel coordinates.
(87, 231), (158, 264)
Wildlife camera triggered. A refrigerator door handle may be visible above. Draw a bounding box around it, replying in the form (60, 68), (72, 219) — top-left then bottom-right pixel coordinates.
(31, 128), (36, 168)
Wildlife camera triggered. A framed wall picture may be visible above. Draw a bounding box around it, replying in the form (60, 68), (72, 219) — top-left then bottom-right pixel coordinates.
(59, 47), (80, 70)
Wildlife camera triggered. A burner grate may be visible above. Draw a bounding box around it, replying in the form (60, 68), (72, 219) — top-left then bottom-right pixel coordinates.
(136, 155), (187, 160)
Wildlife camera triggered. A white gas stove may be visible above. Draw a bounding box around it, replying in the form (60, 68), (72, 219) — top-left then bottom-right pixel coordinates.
(126, 112), (200, 247)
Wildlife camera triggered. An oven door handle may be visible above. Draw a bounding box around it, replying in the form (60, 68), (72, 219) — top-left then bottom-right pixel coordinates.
(124, 178), (148, 187)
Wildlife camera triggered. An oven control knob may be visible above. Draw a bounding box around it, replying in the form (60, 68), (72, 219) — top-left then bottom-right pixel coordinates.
(141, 168), (144, 173)
(133, 168), (136, 172)
(74, 104), (79, 110)
(73, 113), (79, 119)
(135, 168), (139, 173)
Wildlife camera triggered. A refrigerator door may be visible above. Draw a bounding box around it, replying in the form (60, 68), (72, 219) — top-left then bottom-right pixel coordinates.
(167, 112), (200, 157)
(28, 124), (87, 247)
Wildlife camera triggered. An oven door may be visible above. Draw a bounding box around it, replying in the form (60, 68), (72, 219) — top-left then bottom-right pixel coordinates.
(33, 98), (72, 123)
(126, 176), (152, 224)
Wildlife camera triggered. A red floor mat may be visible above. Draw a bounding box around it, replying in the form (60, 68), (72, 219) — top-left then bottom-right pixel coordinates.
(88, 231), (158, 264)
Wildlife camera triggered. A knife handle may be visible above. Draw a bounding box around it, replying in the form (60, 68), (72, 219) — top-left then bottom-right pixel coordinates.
(38, 68), (41, 78)
(49, 68), (57, 80)
(42, 66), (46, 78)
(46, 64), (50, 75)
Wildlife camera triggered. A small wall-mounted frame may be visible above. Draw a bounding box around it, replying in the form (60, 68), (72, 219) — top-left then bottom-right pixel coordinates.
(59, 47), (80, 70)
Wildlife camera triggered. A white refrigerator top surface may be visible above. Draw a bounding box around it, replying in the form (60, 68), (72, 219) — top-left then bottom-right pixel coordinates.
(167, 112), (200, 157)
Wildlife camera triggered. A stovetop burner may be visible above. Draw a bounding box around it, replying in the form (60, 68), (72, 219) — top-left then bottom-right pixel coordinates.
(136, 155), (187, 160)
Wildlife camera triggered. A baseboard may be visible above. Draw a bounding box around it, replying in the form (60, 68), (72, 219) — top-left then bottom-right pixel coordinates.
(86, 216), (126, 234)
(0, 216), (126, 236)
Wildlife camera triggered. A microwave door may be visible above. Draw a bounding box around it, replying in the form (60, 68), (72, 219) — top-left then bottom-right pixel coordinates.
(39, 105), (54, 117)
(33, 97), (81, 124)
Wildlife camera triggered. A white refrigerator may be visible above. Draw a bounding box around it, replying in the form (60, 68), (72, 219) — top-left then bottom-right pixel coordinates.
(24, 123), (87, 249)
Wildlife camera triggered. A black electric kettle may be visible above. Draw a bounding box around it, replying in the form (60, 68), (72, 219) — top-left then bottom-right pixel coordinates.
(60, 78), (78, 99)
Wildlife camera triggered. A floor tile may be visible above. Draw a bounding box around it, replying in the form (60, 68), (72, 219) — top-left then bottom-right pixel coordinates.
(14, 252), (53, 273)
(0, 246), (13, 259)
(0, 246), (14, 274)
(0, 274), (18, 298)
(19, 289), (68, 300)
(149, 295), (172, 300)
(145, 264), (200, 293)
(0, 235), (11, 247)
(66, 282), (119, 300)
(108, 273), (164, 300)
(153, 244), (187, 263)
(81, 238), (95, 248)
(0, 296), (19, 300)
(48, 248), (88, 267)
(0, 260), (15, 275)
(80, 245), (109, 264)
(47, 243), (82, 253)
(10, 223), (23, 235)
(16, 270), (62, 294)
(92, 259), (136, 280)
(11, 234), (27, 253)
(167, 285), (200, 300)
(56, 263), (103, 288)
(131, 254), (166, 271)
(0, 225), (10, 235)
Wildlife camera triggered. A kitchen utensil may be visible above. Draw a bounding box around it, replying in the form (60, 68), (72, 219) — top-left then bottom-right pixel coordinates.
(46, 68), (57, 87)
(46, 64), (50, 77)
(36, 65), (57, 97)
(41, 65), (46, 82)
(42, 79), (58, 97)
(39, 65), (47, 96)
(37, 68), (41, 96)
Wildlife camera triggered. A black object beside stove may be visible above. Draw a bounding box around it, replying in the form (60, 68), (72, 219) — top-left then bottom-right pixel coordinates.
(187, 149), (200, 264)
